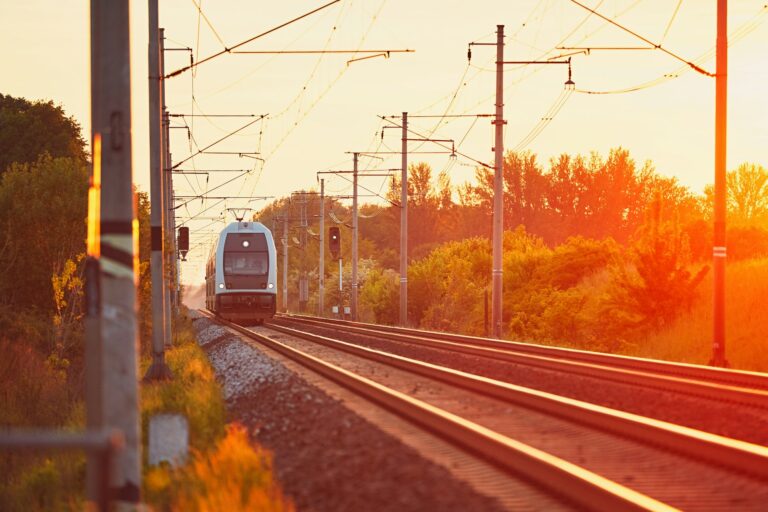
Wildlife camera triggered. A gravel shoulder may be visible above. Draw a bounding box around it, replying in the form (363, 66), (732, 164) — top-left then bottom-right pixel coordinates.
(191, 313), (513, 512)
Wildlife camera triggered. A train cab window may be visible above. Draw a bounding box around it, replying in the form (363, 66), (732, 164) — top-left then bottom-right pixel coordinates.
(224, 252), (268, 275)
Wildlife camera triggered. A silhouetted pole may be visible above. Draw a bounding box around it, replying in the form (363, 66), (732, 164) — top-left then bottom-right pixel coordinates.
(299, 193), (308, 312)
(319, 179), (325, 316)
(710, 0), (729, 367)
(492, 25), (505, 339)
(400, 112), (408, 326)
(351, 152), (359, 321)
(161, 29), (173, 345)
(90, 0), (141, 504)
(144, 0), (172, 381)
(283, 214), (288, 312)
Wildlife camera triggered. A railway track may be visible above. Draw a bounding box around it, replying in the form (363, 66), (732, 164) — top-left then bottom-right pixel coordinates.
(271, 314), (768, 447)
(273, 314), (768, 401)
(201, 310), (768, 510)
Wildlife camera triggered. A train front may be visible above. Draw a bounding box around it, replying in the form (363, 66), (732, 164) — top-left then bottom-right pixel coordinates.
(213, 222), (277, 323)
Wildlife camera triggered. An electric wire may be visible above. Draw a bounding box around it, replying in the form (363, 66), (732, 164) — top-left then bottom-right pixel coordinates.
(568, 0), (714, 77)
(512, 88), (573, 152)
(190, 0), (228, 50)
(576, 4), (768, 95)
(165, 0), (342, 78)
(660, 0), (684, 44)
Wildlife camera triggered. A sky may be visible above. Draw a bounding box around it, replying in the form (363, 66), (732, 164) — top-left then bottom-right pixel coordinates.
(1, 1), (767, 284)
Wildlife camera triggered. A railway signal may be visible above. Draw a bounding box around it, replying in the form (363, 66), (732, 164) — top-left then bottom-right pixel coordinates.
(178, 226), (189, 261)
(329, 226), (341, 259)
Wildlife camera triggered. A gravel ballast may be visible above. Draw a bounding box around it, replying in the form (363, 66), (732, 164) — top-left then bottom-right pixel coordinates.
(192, 314), (510, 512)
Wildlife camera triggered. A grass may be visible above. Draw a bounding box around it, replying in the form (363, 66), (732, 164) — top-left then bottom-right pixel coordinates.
(625, 258), (768, 372)
(141, 310), (292, 511)
(140, 313), (226, 453)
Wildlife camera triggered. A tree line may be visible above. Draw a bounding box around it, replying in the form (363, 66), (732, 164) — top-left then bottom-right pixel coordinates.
(258, 147), (768, 348)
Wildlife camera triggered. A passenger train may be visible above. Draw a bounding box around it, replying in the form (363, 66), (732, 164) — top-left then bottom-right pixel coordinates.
(205, 221), (277, 324)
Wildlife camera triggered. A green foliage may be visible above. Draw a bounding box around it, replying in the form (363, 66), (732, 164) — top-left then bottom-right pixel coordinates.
(141, 313), (226, 453)
(0, 94), (87, 174)
(360, 267), (399, 324)
(504, 234), (620, 348)
(408, 237), (491, 333)
(0, 155), (88, 314)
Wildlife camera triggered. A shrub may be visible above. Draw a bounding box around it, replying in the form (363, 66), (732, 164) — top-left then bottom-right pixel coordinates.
(145, 424), (292, 512)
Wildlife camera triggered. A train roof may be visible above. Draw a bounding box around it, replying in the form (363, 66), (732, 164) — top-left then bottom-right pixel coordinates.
(217, 221), (272, 236)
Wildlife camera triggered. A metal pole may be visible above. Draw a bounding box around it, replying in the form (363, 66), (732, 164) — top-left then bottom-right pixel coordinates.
(300, 194), (307, 313)
(144, 1), (171, 381)
(351, 152), (359, 321)
(90, 0), (141, 504)
(339, 257), (343, 317)
(491, 25), (504, 338)
(161, 29), (173, 346)
(283, 214), (288, 312)
(711, 0), (729, 367)
(491, 25), (505, 339)
(162, 110), (174, 343)
(319, 179), (325, 317)
(400, 112), (408, 327)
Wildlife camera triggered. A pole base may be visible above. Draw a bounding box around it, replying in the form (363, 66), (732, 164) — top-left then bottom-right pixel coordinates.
(708, 356), (730, 368)
(143, 361), (174, 381)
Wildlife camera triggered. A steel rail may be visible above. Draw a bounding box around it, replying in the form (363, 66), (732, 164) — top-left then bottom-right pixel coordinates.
(199, 310), (673, 511)
(276, 313), (768, 397)
(263, 321), (768, 482)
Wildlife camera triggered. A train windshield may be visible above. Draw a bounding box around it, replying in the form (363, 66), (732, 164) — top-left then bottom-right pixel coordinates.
(223, 252), (268, 275)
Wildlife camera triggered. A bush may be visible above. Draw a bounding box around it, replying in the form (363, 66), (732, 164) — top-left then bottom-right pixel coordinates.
(145, 424), (292, 512)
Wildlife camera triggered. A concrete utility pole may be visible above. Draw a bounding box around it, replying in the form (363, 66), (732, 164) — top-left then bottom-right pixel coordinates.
(351, 152), (359, 321)
(299, 193), (308, 312)
(400, 112), (408, 327)
(144, 0), (172, 381)
(319, 179), (325, 316)
(492, 25), (505, 339)
(283, 214), (289, 312)
(161, 29), (173, 345)
(90, 0), (141, 504)
(711, 0), (729, 367)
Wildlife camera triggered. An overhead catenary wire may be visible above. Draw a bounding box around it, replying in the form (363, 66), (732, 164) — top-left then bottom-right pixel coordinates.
(660, 0), (684, 44)
(165, 0), (342, 78)
(171, 115), (266, 169)
(575, 4), (768, 95)
(379, 116), (491, 170)
(512, 88), (573, 152)
(567, 0), (714, 77)
(189, 0), (228, 50)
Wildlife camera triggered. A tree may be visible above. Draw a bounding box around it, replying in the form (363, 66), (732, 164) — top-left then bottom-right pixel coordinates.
(704, 163), (768, 225)
(607, 195), (709, 334)
(0, 94), (87, 174)
(0, 155), (88, 312)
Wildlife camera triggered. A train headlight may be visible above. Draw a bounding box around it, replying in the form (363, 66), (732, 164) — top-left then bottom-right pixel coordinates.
(268, 283), (274, 289)
(242, 240), (250, 248)
(218, 283), (224, 289)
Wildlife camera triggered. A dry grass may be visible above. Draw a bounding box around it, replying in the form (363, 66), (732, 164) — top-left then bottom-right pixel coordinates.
(624, 258), (768, 372)
(145, 424), (292, 512)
